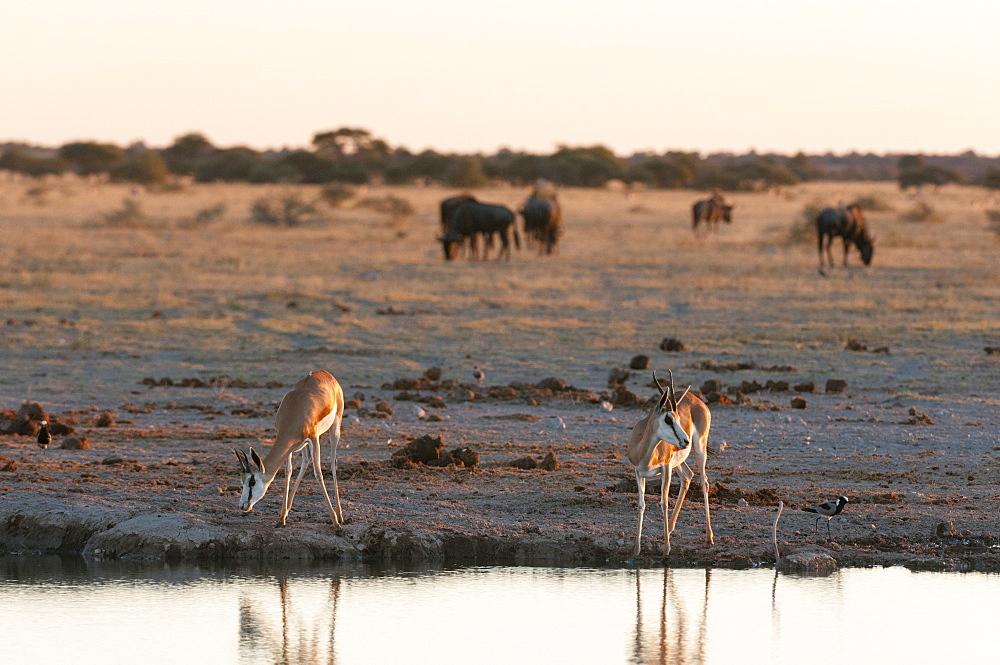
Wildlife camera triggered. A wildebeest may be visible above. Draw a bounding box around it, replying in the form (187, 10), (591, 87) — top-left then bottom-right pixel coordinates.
(815, 204), (874, 274)
(520, 195), (562, 255)
(439, 194), (478, 257)
(440, 200), (521, 261)
(692, 196), (733, 233)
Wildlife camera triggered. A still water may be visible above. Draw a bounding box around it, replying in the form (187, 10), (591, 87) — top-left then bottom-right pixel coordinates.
(1, 556), (996, 665)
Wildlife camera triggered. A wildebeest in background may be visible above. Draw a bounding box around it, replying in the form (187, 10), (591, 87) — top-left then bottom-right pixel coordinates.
(440, 200), (521, 261)
(520, 195), (562, 255)
(816, 204), (875, 275)
(439, 194), (478, 257)
(692, 196), (734, 234)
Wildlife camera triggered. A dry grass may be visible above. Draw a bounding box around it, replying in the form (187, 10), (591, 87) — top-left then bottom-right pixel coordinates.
(0, 178), (998, 404)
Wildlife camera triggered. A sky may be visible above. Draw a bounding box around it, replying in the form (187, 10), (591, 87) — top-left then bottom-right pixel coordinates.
(5, 0), (999, 156)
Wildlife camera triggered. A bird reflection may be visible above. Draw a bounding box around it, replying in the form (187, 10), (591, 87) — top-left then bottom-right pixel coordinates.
(631, 568), (711, 665)
(239, 575), (341, 665)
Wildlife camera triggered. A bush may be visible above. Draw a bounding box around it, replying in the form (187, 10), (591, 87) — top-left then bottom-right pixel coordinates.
(109, 152), (170, 185)
(901, 201), (944, 223)
(356, 195), (414, 222)
(319, 183), (355, 208)
(102, 198), (146, 227)
(249, 194), (317, 226)
(852, 195), (893, 212)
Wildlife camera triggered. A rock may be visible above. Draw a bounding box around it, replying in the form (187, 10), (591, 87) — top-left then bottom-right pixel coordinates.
(701, 379), (724, 394)
(60, 435), (90, 450)
(391, 435), (445, 466)
(536, 377), (567, 392)
(737, 498), (749, 507)
(610, 386), (638, 407)
(825, 379), (848, 393)
(95, 411), (116, 427)
(766, 380), (789, 392)
(423, 367), (442, 381)
(425, 396), (447, 409)
(375, 400), (394, 415)
(607, 367), (631, 388)
(738, 380), (763, 394)
(777, 549), (838, 575)
(704, 391), (732, 406)
(510, 456), (539, 470)
(790, 396), (808, 409)
(906, 407), (933, 425)
(449, 388), (476, 402)
(539, 451), (560, 471)
(935, 521), (957, 538)
(488, 386), (518, 400)
(659, 338), (686, 352)
(845, 338), (867, 351)
(628, 355), (650, 370)
(449, 446), (480, 468)
(793, 381), (815, 393)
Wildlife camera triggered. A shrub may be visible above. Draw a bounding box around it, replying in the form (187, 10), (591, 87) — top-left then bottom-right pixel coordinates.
(109, 152), (170, 185)
(852, 195), (893, 212)
(901, 201), (944, 223)
(356, 195), (415, 223)
(319, 183), (355, 208)
(102, 198), (146, 227)
(249, 194), (317, 227)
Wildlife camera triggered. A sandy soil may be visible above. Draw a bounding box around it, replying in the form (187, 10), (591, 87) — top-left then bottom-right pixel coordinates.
(0, 179), (998, 570)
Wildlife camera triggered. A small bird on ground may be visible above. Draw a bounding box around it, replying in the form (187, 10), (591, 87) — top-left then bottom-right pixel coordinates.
(37, 420), (52, 450)
(472, 366), (485, 386)
(802, 495), (848, 537)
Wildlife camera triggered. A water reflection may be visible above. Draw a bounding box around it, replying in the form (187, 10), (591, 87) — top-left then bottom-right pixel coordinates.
(238, 575), (342, 665)
(2, 556), (999, 665)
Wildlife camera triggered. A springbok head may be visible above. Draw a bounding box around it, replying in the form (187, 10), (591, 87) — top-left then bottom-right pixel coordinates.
(650, 369), (693, 450)
(234, 447), (271, 513)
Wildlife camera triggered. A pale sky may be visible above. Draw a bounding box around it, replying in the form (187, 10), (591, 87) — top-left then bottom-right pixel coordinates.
(5, 0), (999, 156)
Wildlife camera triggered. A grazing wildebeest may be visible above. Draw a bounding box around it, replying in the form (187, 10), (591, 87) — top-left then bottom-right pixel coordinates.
(692, 196), (734, 233)
(439, 194), (478, 257)
(520, 195), (562, 255)
(816, 204), (874, 275)
(440, 200), (521, 261)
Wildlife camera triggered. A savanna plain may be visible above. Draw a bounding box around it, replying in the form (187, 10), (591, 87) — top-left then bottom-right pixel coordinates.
(1, 178), (998, 570)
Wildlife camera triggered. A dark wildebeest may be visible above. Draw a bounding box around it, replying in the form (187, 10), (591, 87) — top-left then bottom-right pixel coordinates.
(520, 195), (562, 255)
(816, 204), (874, 275)
(440, 200), (521, 261)
(439, 194), (478, 257)
(692, 197), (734, 233)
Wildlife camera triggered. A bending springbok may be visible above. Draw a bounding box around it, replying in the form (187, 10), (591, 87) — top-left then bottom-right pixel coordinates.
(626, 370), (713, 556)
(234, 370), (345, 527)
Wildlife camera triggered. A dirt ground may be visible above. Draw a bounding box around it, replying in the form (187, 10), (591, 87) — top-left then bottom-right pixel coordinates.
(0, 179), (998, 570)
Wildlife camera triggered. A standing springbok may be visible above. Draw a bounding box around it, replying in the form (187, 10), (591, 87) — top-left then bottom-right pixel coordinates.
(233, 370), (345, 527)
(626, 370), (713, 556)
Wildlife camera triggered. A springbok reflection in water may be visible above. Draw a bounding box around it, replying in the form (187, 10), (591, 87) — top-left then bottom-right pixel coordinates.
(631, 569), (711, 665)
(239, 575), (342, 665)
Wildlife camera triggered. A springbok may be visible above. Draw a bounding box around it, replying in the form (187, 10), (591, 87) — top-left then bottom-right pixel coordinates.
(233, 370), (345, 527)
(626, 370), (713, 556)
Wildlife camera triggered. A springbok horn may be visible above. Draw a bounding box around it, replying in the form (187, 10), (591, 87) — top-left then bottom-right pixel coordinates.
(667, 369), (679, 411)
(676, 385), (692, 407)
(233, 448), (248, 473)
(652, 369), (665, 395)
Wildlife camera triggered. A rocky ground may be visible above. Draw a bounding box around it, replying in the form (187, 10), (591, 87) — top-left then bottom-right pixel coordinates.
(2, 363), (998, 572)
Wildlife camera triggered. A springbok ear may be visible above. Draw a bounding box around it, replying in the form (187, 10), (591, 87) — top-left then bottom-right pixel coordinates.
(250, 447), (265, 474)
